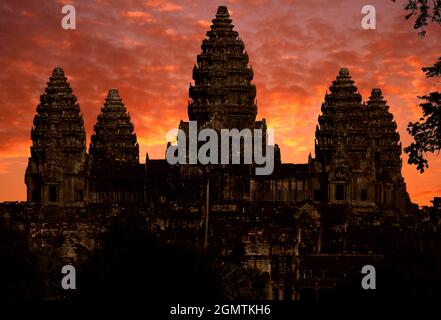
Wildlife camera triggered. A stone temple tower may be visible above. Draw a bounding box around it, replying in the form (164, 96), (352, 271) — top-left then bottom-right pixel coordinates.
(88, 89), (142, 203)
(168, 5), (272, 201)
(314, 68), (412, 214)
(179, 5), (270, 158)
(188, 5), (258, 130)
(25, 67), (87, 207)
(366, 88), (411, 213)
(315, 68), (375, 205)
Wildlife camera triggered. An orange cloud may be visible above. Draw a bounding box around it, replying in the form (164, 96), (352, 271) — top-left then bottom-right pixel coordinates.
(144, 0), (183, 12)
(121, 10), (156, 23)
(0, 0), (440, 206)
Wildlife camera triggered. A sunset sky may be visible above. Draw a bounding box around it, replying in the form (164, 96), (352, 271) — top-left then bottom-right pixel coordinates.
(0, 0), (440, 205)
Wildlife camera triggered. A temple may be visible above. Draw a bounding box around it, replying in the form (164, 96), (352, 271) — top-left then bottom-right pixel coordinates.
(25, 67), (87, 209)
(188, 5), (257, 130)
(2, 6), (430, 300)
(88, 88), (143, 203)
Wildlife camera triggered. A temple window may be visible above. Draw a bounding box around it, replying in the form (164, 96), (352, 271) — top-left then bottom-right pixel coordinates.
(361, 189), (368, 201)
(32, 186), (41, 203)
(336, 184), (345, 201)
(49, 185), (58, 202)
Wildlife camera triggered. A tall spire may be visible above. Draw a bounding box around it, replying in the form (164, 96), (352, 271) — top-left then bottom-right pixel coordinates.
(26, 67), (86, 205)
(89, 88), (139, 169)
(188, 5), (257, 129)
(325, 68), (362, 105)
(366, 88), (402, 172)
(314, 72), (411, 211)
(365, 88), (411, 211)
(30, 66), (86, 171)
(207, 6), (237, 39)
(316, 68), (368, 159)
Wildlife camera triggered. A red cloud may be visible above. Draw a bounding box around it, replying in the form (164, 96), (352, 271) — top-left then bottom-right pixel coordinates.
(0, 0), (440, 206)
(144, 0), (183, 12)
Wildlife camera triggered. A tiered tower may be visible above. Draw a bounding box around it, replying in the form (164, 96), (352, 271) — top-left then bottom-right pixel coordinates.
(89, 89), (139, 167)
(88, 89), (142, 203)
(314, 69), (412, 214)
(25, 67), (87, 207)
(171, 6), (272, 202)
(315, 68), (375, 204)
(188, 5), (257, 130)
(366, 88), (410, 212)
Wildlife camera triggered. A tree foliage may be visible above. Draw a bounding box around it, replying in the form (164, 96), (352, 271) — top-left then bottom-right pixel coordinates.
(404, 55), (441, 173)
(393, 1), (441, 172)
(392, 0), (441, 36)
(404, 73), (441, 172)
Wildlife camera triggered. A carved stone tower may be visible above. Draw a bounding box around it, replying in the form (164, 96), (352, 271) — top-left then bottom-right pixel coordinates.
(314, 68), (412, 214)
(25, 67), (87, 207)
(171, 6), (272, 202)
(88, 89), (142, 203)
(188, 5), (257, 130)
(366, 88), (411, 213)
(315, 68), (376, 205)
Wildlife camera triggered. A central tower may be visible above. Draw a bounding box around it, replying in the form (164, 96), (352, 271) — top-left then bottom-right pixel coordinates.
(188, 6), (257, 130)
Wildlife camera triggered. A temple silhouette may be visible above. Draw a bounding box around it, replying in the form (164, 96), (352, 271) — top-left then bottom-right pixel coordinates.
(3, 6), (437, 301)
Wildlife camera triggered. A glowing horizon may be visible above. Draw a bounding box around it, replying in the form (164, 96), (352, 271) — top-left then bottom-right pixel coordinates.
(0, 0), (440, 206)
